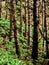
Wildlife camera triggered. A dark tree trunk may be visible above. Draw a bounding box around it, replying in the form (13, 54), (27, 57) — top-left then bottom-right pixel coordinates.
(32, 0), (39, 59)
(9, 0), (20, 56)
(0, 0), (2, 18)
(14, 19), (20, 57)
(20, 0), (23, 35)
(28, 0), (31, 45)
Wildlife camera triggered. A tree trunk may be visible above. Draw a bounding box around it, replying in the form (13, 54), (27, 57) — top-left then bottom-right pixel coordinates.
(42, 0), (45, 48)
(25, 0), (28, 37)
(32, 0), (39, 59)
(0, 0), (2, 18)
(20, 0), (23, 35)
(5, 0), (10, 19)
(9, 0), (20, 56)
(28, 0), (31, 45)
(44, 0), (49, 58)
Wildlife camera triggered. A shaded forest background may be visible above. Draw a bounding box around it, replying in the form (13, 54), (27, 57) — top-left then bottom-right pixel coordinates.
(0, 0), (49, 65)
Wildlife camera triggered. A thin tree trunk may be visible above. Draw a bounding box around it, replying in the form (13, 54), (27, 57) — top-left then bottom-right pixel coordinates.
(5, 0), (10, 19)
(25, 0), (28, 37)
(28, 0), (31, 45)
(42, 0), (45, 48)
(20, 0), (23, 35)
(0, 0), (2, 18)
(44, 0), (48, 58)
(10, 8), (14, 41)
(5, 0), (8, 19)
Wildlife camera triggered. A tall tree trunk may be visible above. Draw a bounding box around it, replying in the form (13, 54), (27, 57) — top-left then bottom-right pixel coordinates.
(0, 0), (2, 18)
(32, 0), (39, 59)
(9, 0), (20, 56)
(10, 7), (14, 41)
(5, 0), (8, 19)
(44, 0), (48, 58)
(28, 0), (31, 45)
(5, 0), (10, 19)
(20, 0), (23, 35)
(42, 0), (45, 48)
(25, 0), (28, 37)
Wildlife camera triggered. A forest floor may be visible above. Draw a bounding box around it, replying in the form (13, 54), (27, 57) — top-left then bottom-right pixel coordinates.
(0, 37), (45, 65)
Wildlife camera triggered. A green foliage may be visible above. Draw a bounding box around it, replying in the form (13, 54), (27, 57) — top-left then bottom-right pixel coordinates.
(0, 18), (10, 35)
(18, 33), (27, 42)
(0, 49), (26, 65)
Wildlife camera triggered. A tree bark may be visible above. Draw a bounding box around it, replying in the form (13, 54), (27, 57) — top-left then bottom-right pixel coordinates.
(0, 0), (2, 18)
(20, 0), (23, 35)
(44, 0), (49, 58)
(27, 0), (31, 45)
(32, 0), (39, 59)
(25, 0), (28, 37)
(9, 0), (20, 56)
(5, 0), (10, 19)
